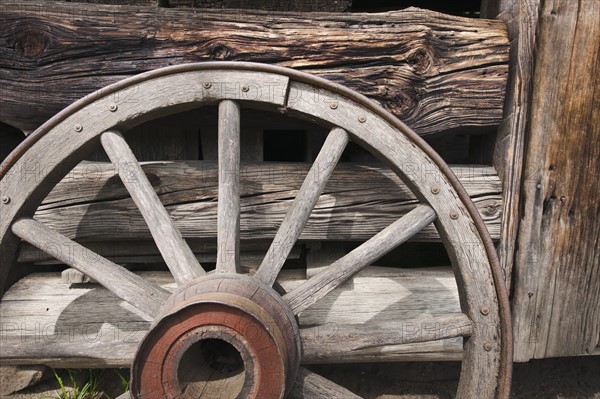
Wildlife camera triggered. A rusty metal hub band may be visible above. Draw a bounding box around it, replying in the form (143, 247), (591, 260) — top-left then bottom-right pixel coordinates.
(131, 274), (301, 399)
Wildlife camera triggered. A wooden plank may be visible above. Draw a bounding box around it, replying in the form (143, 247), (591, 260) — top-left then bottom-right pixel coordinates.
(32, 162), (502, 242)
(19, 241), (301, 267)
(289, 367), (361, 399)
(0, 1), (508, 135)
(512, 0), (600, 361)
(0, 267), (463, 367)
(485, 0), (541, 291)
(101, 131), (205, 283)
(285, 205), (436, 314)
(10, 219), (169, 318)
(256, 127), (348, 285)
(216, 100), (241, 273)
(301, 313), (473, 363)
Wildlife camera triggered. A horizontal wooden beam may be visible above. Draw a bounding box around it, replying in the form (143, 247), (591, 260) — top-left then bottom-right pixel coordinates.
(0, 267), (464, 367)
(0, 1), (508, 135)
(30, 161), (502, 242)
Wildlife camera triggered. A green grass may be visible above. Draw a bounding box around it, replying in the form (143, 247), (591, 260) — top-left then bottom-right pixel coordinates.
(50, 369), (109, 399)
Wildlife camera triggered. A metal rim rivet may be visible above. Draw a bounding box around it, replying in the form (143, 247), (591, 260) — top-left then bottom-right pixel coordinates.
(1, 196), (10, 204)
(431, 186), (440, 194)
(203, 82), (212, 89)
(109, 103), (118, 112)
(330, 102), (338, 109)
(74, 124), (83, 132)
(484, 342), (493, 351)
(480, 306), (490, 315)
(358, 115), (367, 123)
(242, 85), (250, 92)
(450, 211), (459, 220)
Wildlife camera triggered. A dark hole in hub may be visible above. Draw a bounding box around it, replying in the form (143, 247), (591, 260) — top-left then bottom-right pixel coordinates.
(178, 338), (246, 398)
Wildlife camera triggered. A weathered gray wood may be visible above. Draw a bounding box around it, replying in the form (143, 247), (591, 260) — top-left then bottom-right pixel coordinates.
(285, 205), (436, 315)
(512, 0), (600, 362)
(485, 0), (541, 291)
(0, 64), (507, 397)
(216, 100), (241, 273)
(0, 1), (509, 135)
(10, 218), (169, 317)
(61, 268), (95, 284)
(19, 241), (301, 269)
(0, 267), (463, 367)
(256, 127), (348, 285)
(289, 367), (362, 399)
(301, 313), (473, 363)
(32, 162), (502, 242)
(100, 130), (205, 283)
(285, 78), (508, 398)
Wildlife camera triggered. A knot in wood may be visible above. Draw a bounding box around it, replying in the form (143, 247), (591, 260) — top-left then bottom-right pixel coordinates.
(210, 43), (233, 60)
(407, 47), (432, 74)
(12, 28), (50, 58)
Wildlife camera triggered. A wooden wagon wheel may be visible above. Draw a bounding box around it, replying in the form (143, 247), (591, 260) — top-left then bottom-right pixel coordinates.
(0, 62), (512, 398)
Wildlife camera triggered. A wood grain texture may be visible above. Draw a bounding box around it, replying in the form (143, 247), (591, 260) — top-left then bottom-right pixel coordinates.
(487, 0), (540, 290)
(512, 0), (600, 361)
(0, 267), (464, 367)
(256, 127), (348, 285)
(0, 1), (509, 135)
(301, 313), (473, 363)
(32, 161), (503, 242)
(285, 205), (436, 314)
(216, 100), (241, 273)
(289, 367), (361, 399)
(10, 218), (169, 317)
(101, 131), (205, 283)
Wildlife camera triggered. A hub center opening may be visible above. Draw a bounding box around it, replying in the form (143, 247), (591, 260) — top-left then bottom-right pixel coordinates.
(177, 338), (246, 398)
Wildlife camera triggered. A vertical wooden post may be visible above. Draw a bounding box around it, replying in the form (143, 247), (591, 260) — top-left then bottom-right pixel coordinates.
(485, 0), (541, 290)
(511, 0), (600, 361)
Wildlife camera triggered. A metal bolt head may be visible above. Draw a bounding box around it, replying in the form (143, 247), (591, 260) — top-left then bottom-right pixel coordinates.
(480, 306), (490, 315)
(109, 103), (118, 112)
(486, 205), (496, 214)
(483, 342), (493, 351)
(329, 102), (338, 110)
(1, 195), (10, 204)
(74, 124), (83, 132)
(203, 82), (212, 89)
(242, 85), (250, 92)
(450, 211), (459, 220)
(358, 115), (367, 123)
(431, 186), (440, 194)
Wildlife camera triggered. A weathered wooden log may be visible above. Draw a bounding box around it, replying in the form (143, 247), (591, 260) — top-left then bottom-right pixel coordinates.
(0, 267), (464, 367)
(29, 161), (503, 242)
(0, 1), (508, 135)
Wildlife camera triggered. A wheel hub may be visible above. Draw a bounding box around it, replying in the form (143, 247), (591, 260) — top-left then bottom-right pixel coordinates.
(131, 275), (301, 399)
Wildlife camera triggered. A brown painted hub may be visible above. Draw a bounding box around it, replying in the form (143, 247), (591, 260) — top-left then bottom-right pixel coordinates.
(131, 275), (301, 399)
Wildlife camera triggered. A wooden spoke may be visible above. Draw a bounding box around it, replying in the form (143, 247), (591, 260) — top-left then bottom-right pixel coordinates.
(100, 130), (204, 284)
(216, 100), (241, 273)
(256, 127), (349, 285)
(11, 218), (169, 318)
(284, 204), (436, 314)
(300, 313), (473, 362)
(289, 367), (362, 399)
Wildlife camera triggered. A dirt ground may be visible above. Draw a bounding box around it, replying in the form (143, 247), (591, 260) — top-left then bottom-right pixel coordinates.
(7, 356), (600, 399)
